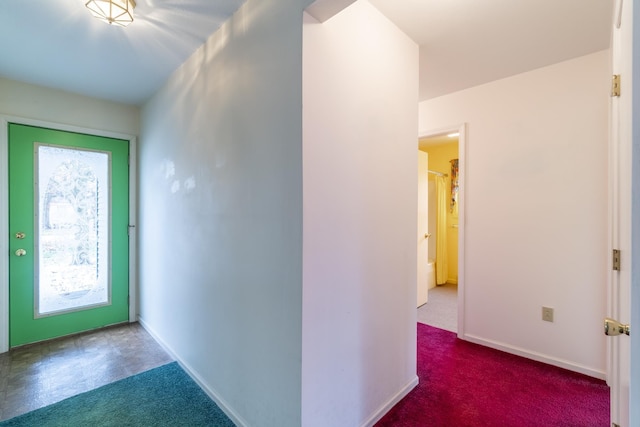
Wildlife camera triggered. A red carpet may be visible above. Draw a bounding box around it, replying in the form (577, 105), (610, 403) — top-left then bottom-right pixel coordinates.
(376, 323), (609, 427)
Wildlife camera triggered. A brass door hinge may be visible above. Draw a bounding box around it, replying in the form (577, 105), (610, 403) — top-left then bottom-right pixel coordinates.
(613, 249), (621, 271)
(612, 74), (621, 97)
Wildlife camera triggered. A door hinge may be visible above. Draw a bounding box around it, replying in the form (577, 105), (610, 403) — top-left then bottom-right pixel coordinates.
(611, 74), (621, 97)
(128, 224), (135, 236)
(613, 249), (621, 271)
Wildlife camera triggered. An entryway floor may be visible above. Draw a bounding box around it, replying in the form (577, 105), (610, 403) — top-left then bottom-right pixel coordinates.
(0, 322), (173, 421)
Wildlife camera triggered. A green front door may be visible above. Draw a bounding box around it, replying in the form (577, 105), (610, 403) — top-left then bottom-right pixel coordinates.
(8, 124), (129, 347)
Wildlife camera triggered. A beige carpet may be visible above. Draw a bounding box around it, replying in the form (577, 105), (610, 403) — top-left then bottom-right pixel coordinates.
(417, 282), (457, 332)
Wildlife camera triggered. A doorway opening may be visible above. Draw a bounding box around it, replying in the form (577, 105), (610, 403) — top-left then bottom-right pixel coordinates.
(417, 125), (465, 336)
(0, 117), (138, 353)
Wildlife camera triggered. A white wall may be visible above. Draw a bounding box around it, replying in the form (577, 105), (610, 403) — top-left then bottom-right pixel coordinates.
(302, 2), (418, 426)
(138, 0), (313, 426)
(419, 51), (610, 376)
(0, 77), (139, 135)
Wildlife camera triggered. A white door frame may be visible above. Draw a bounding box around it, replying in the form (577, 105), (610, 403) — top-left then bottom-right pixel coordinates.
(630, 0), (640, 421)
(608, 0), (637, 424)
(418, 123), (466, 338)
(0, 115), (138, 353)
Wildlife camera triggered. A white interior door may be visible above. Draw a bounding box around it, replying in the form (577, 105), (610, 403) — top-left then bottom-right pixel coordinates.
(608, 0), (631, 425)
(417, 151), (429, 307)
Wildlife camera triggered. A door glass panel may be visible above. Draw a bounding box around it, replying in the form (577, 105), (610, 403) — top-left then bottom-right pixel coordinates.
(35, 144), (111, 316)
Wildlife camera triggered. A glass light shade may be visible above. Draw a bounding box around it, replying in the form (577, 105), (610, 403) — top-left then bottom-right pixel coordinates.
(86, 0), (136, 27)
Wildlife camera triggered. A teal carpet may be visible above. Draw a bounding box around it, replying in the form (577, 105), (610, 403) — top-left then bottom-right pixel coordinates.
(0, 362), (235, 427)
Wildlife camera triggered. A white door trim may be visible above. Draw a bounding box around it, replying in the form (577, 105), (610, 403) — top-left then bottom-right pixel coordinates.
(630, 0), (639, 422)
(607, 0), (634, 423)
(418, 122), (466, 338)
(0, 115), (138, 353)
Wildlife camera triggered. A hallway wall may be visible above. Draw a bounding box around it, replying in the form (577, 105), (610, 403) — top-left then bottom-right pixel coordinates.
(139, 1), (420, 425)
(303, 1), (419, 425)
(419, 50), (610, 377)
(138, 0), (311, 425)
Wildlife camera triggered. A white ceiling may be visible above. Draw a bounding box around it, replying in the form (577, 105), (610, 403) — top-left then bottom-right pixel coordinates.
(0, 0), (613, 105)
(0, 0), (245, 105)
(370, 0), (613, 100)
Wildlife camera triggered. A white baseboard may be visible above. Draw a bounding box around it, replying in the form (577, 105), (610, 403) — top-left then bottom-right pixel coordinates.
(360, 375), (419, 427)
(462, 333), (606, 380)
(139, 317), (423, 427)
(138, 317), (250, 427)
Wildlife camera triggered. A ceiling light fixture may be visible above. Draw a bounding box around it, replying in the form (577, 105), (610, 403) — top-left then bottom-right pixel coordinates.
(447, 132), (460, 138)
(85, 0), (137, 27)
